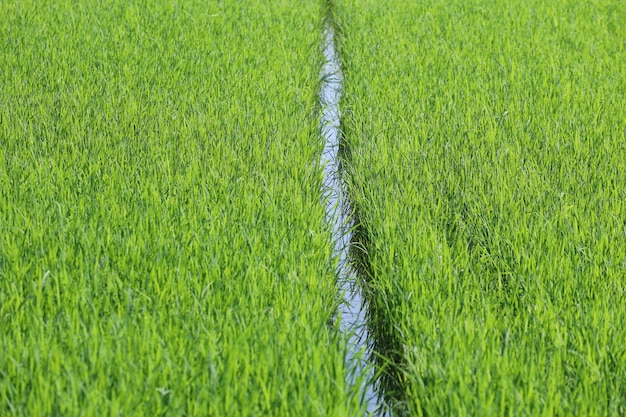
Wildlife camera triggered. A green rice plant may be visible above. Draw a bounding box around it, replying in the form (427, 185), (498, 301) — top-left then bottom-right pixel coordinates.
(0, 0), (366, 415)
(334, 0), (626, 415)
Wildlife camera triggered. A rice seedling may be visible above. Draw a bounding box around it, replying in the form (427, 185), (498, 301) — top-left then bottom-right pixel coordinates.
(334, 0), (626, 415)
(0, 0), (366, 415)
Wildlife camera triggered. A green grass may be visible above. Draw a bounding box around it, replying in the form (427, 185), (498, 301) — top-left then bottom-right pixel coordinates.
(0, 0), (366, 415)
(334, 0), (626, 415)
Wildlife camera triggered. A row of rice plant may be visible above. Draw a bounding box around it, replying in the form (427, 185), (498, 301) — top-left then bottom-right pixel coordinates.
(0, 0), (366, 415)
(334, 0), (626, 415)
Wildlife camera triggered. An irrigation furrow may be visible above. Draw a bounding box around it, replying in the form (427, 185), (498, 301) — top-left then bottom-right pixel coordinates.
(319, 17), (388, 416)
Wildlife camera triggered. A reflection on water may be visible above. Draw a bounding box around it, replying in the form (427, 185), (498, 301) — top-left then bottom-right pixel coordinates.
(319, 22), (388, 417)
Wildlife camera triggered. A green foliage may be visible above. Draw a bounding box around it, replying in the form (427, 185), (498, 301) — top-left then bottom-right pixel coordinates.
(334, 0), (626, 415)
(0, 0), (364, 415)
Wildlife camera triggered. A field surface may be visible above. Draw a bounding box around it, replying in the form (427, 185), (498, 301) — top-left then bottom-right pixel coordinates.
(334, 0), (626, 415)
(0, 1), (365, 415)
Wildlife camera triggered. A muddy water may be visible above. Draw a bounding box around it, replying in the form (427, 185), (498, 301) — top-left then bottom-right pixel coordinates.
(319, 22), (388, 416)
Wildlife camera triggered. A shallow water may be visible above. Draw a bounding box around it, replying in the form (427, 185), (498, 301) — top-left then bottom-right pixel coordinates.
(319, 23), (387, 416)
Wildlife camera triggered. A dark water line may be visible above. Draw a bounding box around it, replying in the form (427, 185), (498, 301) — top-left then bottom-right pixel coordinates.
(319, 18), (389, 416)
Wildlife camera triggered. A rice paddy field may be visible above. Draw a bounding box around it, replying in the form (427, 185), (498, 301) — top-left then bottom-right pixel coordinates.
(0, 1), (367, 415)
(3, 0), (626, 415)
(334, 0), (626, 415)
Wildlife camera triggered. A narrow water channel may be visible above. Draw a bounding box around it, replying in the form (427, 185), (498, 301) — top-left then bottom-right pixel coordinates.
(319, 21), (388, 416)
